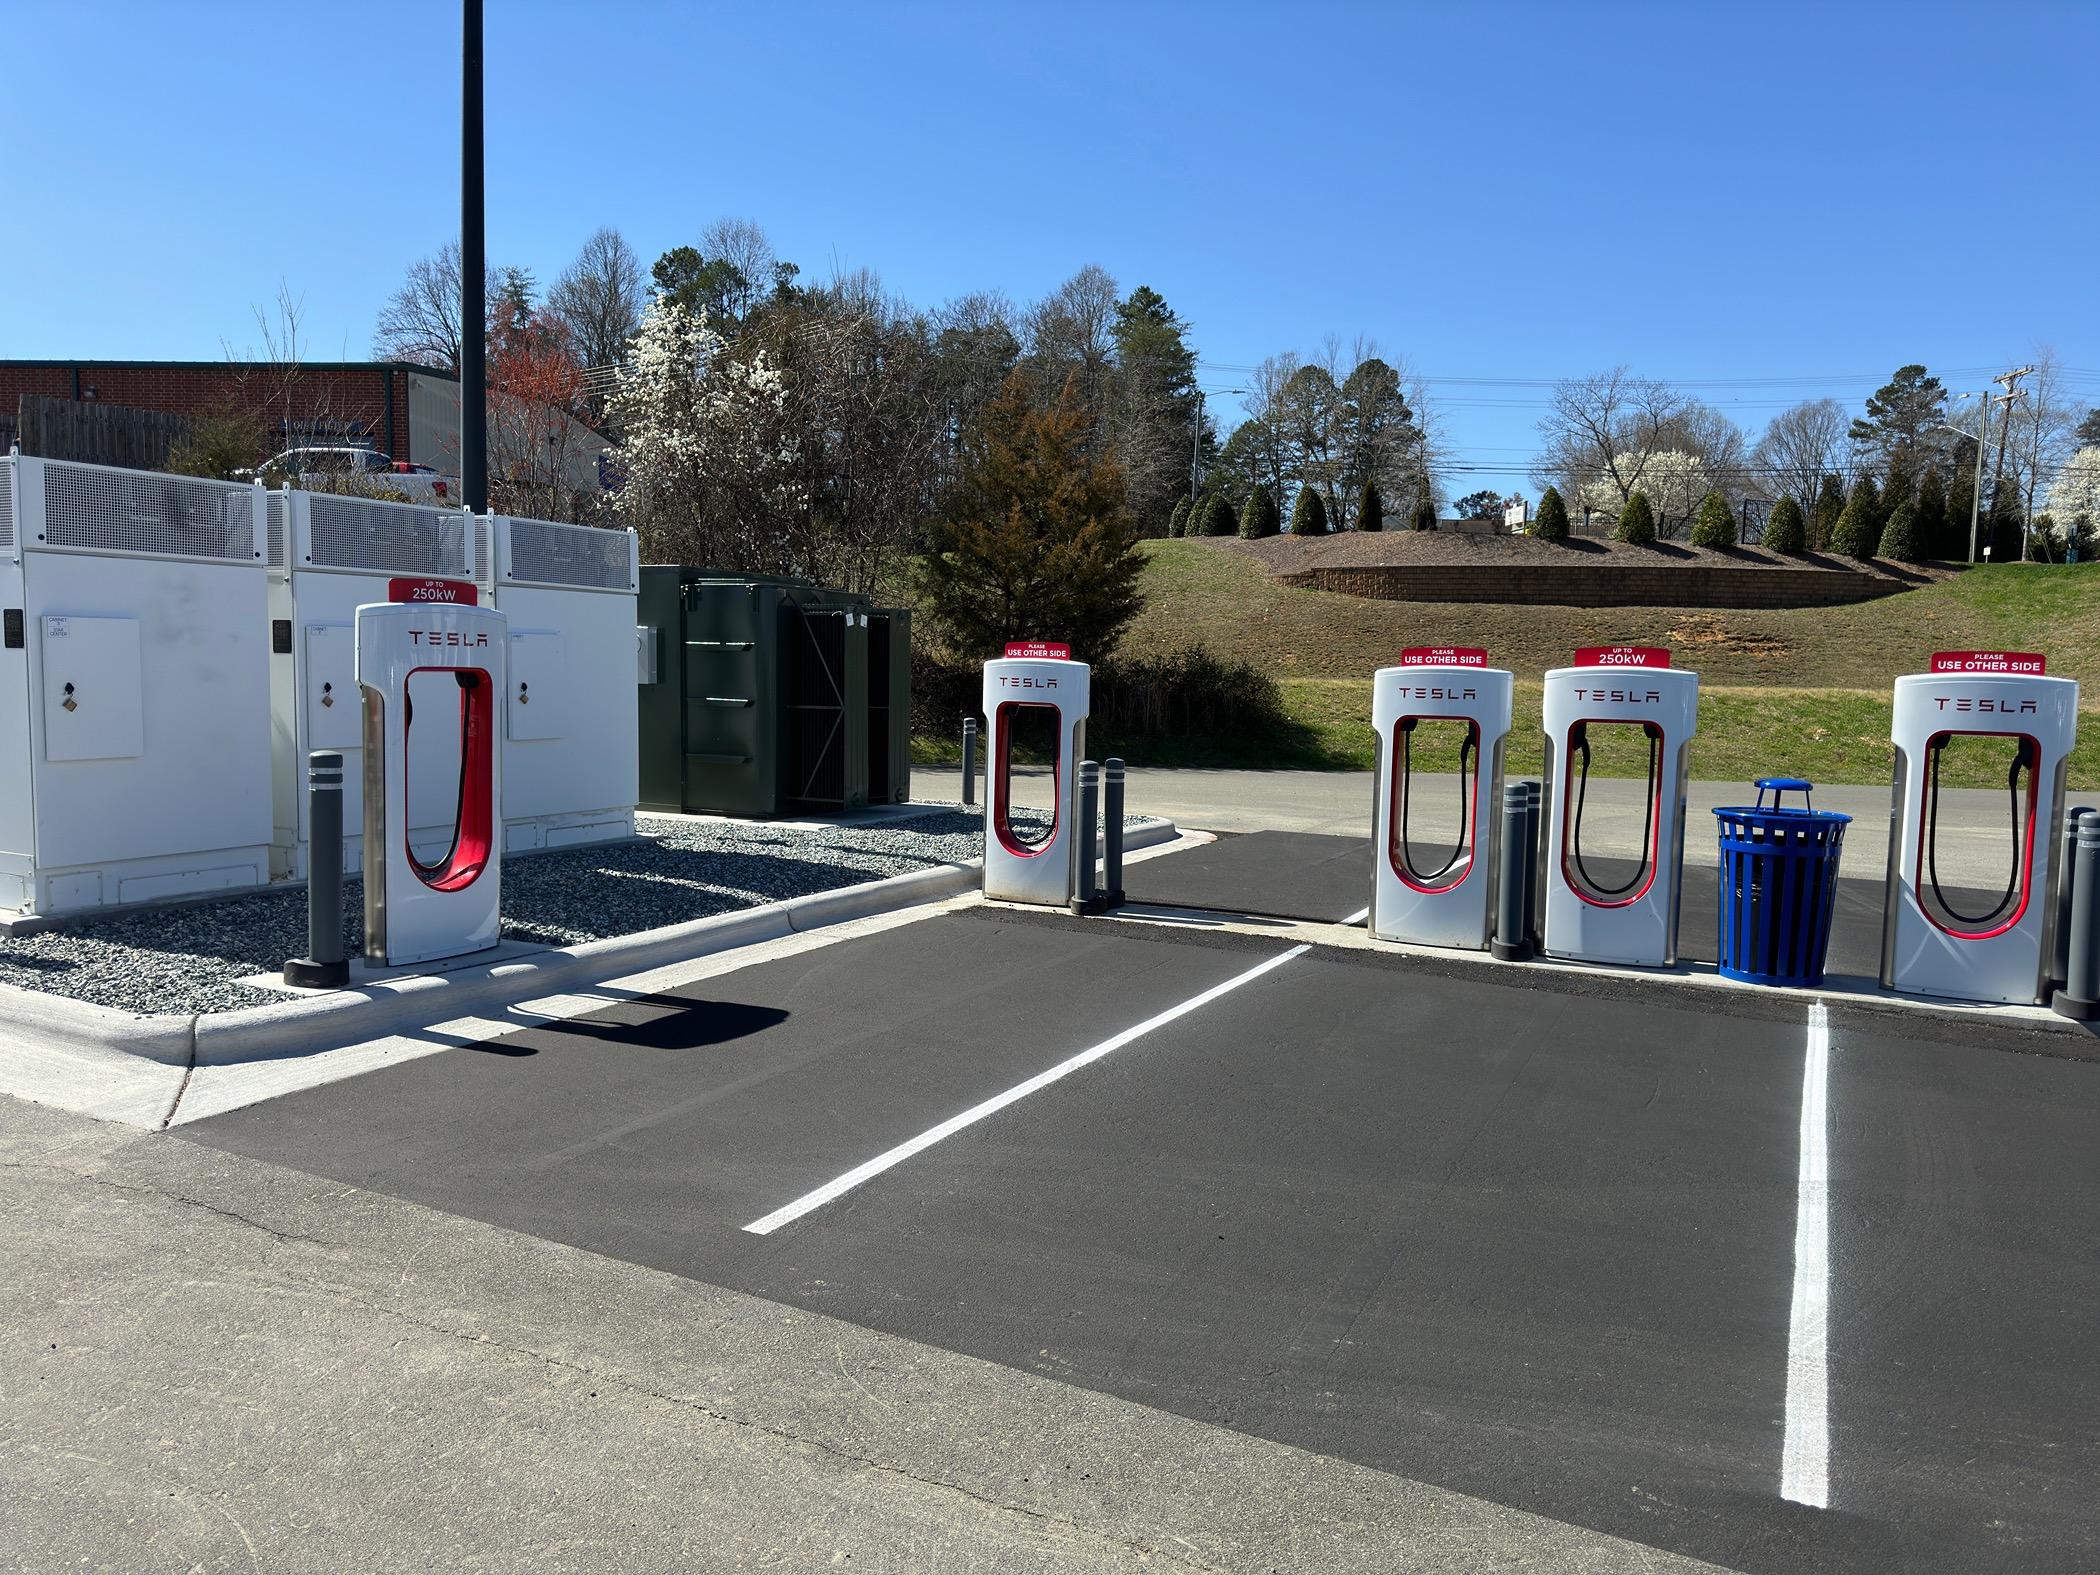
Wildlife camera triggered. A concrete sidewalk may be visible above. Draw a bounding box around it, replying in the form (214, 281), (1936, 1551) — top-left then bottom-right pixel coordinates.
(0, 1097), (1730, 1574)
(913, 766), (2073, 886)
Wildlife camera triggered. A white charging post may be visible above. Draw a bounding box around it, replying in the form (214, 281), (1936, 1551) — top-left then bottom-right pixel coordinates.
(1540, 646), (1699, 968)
(1883, 650), (2080, 1005)
(355, 594), (509, 968)
(981, 641), (1090, 907)
(1370, 647), (1514, 950)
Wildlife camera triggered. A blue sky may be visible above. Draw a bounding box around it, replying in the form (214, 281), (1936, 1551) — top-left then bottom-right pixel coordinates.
(4, 1), (2095, 493)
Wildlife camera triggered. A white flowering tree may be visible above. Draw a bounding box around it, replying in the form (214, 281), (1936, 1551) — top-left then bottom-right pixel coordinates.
(1578, 450), (1711, 538)
(2042, 446), (2100, 551)
(606, 296), (800, 572)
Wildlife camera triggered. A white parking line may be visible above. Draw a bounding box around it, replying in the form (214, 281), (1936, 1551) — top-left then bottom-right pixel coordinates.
(743, 943), (1315, 1236)
(1782, 1000), (1832, 1508)
(1342, 906), (1370, 925)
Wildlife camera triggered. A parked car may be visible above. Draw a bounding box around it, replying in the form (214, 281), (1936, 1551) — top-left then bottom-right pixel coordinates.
(244, 447), (454, 501)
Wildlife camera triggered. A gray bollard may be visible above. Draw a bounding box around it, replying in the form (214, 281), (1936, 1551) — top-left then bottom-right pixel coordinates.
(1491, 782), (1533, 961)
(2053, 818), (2100, 1020)
(1071, 760), (1102, 916)
(283, 751), (350, 989)
(1520, 779), (1541, 942)
(1103, 757), (1126, 906)
(2051, 805), (2093, 988)
(961, 716), (979, 807)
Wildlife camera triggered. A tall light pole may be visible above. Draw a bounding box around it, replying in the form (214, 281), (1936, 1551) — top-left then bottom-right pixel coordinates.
(461, 0), (487, 514)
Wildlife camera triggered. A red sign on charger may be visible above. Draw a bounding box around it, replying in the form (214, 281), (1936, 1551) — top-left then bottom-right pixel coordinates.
(1574, 645), (1670, 668)
(1004, 640), (1071, 660)
(388, 577), (477, 606)
(1399, 646), (1488, 667)
(1930, 650), (2045, 675)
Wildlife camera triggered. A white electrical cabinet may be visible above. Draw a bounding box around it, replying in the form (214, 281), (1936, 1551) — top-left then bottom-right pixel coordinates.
(486, 514), (639, 852)
(0, 455), (272, 920)
(268, 488), (477, 879)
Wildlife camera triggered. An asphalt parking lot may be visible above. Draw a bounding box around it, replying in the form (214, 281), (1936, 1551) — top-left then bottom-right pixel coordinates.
(180, 865), (2100, 1574)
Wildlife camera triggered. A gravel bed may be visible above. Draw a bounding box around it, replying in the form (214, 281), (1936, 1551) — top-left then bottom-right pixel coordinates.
(0, 807), (1153, 1018)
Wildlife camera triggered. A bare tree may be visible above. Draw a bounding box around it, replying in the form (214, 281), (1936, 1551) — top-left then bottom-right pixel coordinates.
(547, 227), (646, 377)
(1751, 398), (1849, 510)
(1023, 265), (1119, 446)
(1533, 369), (1686, 516)
(2004, 347), (2079, 549)
(374, 243), (479, 370)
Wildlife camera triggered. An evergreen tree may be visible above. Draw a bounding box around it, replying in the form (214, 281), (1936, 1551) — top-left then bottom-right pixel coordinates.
(1689, 489), (1736, 548)
(1289, 487), (1329, 535)
(1410, 496), (1437, 531)
(1876, 500), (1923, 563)
(1880, 459), (1915, 522)
(1533, 485), (1570, 542)
(1166, 496), (1192, 539)
(1849, 364), (1948, 472)
(1985, 486), (2024, 560)
(1615, 491), (1657, 544)
(1947, 466), (1978, 560)
(1914, 469), (1950, 559)
(1831, 477), (1881, 557)
(919, 370), (1143, 659)
(1763, 494), (1807, 554)
(1810, 473), (1846, 551)
(1109, 285), (1204, 533)
(1356, 481), (1385, 532)
(1197, 493), (1237, 537)
(1238, 483), (1281, 539)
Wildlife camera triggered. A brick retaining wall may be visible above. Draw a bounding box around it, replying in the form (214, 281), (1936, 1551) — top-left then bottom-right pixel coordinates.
(1277, 562), (1907, 609)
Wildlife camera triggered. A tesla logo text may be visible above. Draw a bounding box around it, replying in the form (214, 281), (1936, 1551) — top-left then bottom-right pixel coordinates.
(1934, 696), (2037, 713)
(1572, 687), (1663, 704)
(998, 675), (1058, 689)
(408, 630), (491, 647)
(1395, 685), (1477, 701)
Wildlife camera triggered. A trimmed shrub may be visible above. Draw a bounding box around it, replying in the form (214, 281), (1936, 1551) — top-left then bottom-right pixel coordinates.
(1197, 493), (1237, 536)
(1410, 496), (1437, 531)
(1831, 481), (1880, 557)
(910, 644), (1293, 756)
(1289, 487), (1329, 535)
(1166, 496), (1191, 538)
(1763, 494), (1807, 554)
(1238, 483), (1281, 539)
(1533, 485), (1569, 542)
(1356, 481), (1385, 532)
(1811, 473), (1845, 550)
(1915, 468), (1950, 559)
(1689, 490), (1736, 548)
(1614, 490), (1657, 544)
(1876, 500), (1923, 562)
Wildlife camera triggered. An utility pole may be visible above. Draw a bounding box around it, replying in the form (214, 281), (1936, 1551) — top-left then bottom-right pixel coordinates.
(461, 0), (487, 514)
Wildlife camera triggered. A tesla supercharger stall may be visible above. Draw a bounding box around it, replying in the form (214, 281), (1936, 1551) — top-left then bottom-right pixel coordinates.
(981, 642), (1089, 907)
(355, 598), (508, 968)
(1882, 651), (2080, 1005)
(1540, 647), (1700, 968)
(1369, 648), (1514, 949)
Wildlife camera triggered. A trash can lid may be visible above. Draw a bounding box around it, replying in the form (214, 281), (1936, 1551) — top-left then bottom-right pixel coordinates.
(1756, 776), (1813, 792)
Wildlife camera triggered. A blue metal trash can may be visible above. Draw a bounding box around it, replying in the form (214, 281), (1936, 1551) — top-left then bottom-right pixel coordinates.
(1712, 778), (1851, 986)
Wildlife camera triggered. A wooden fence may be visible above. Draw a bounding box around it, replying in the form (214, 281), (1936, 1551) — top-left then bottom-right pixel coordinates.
(13, 395), (195, 470)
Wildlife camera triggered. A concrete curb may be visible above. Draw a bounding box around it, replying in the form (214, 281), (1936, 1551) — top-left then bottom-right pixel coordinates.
(0, 820), (1183, 1070)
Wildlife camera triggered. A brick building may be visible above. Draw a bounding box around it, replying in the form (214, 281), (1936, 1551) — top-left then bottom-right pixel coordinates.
(0, 359), (429, 465)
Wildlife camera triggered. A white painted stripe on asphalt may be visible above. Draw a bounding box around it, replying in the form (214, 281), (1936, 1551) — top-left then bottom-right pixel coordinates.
(1782, 1000), (1832, 1508)
(1342, 906), (1370, 926)
(743, 943), (1315, 1236)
